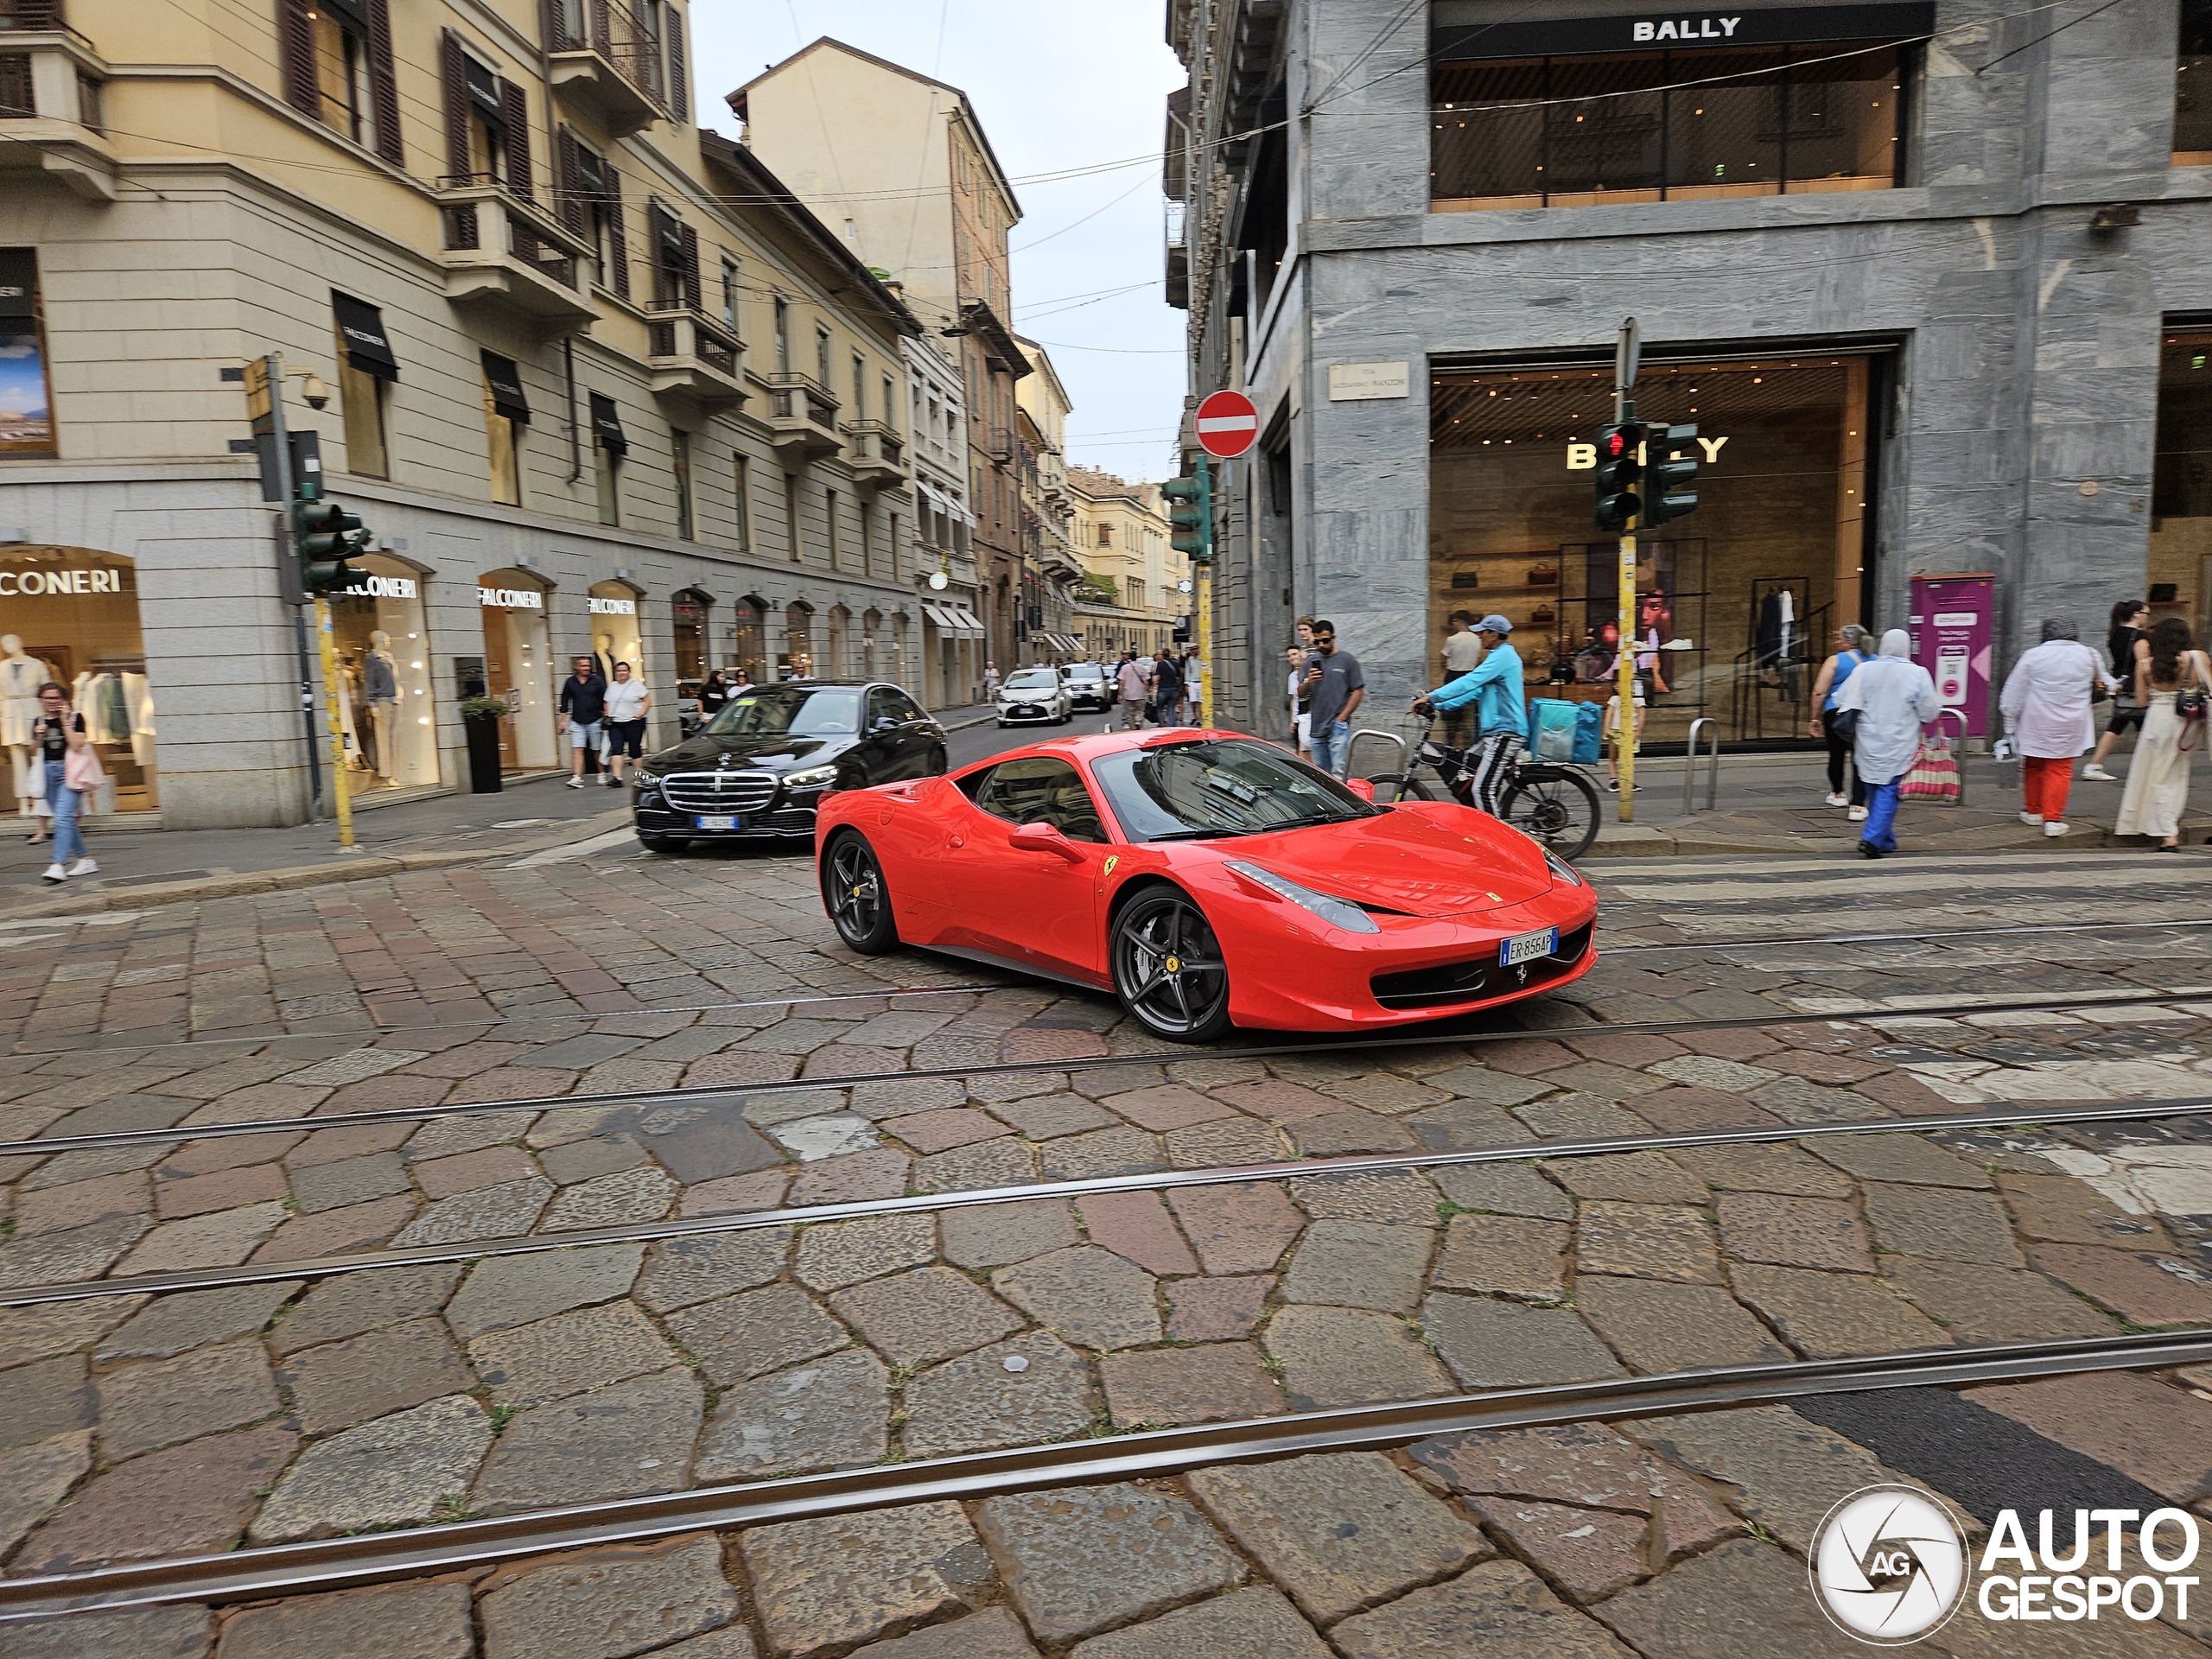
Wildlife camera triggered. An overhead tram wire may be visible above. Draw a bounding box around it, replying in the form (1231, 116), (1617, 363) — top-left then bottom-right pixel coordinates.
(5, 1327), (2202, 1623)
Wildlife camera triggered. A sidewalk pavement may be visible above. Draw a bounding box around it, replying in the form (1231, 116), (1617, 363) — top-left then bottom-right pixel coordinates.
(0, 702), (1001, 923)
(1582, 747), (2212, 859)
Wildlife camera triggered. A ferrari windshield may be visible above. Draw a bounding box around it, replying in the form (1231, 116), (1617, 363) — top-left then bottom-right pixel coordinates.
(704, 688), (860, 736)
(1090, 740), (1383, 842)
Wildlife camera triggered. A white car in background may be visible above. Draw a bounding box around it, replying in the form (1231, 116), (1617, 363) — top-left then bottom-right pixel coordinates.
(996, 666), (1073, 727)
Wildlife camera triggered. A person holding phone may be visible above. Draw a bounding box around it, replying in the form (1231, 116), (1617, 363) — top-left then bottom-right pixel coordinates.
(33, 682), (94, 883)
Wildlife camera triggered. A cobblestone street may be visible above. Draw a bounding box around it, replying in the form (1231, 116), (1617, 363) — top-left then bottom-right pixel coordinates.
(2, 843), (2210, 1655)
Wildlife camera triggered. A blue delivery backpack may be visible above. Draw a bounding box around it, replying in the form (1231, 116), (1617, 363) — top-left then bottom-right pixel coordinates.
(1572, 702), (1604, 764)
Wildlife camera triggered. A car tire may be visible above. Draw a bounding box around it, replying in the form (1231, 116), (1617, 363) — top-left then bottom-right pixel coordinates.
(639, 836), (688, 855)
(822, 830), (899, 955)
(1110, 884), (1234, 1043)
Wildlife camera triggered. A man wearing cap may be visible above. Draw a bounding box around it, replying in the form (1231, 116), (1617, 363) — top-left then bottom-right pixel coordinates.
(1414, 614), (1526, 816)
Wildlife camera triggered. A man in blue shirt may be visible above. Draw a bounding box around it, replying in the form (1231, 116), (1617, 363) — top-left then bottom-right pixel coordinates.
(1414, 613), (1525, 815)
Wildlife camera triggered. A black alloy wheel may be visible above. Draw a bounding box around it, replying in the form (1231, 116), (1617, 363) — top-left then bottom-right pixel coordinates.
(822, 831), (899, 954)
(1111, 886), (1233, 1042)
(1500, 765), (1602, 861)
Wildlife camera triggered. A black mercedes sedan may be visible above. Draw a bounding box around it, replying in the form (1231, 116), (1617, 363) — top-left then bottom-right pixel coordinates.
(631, 680), (947, 853)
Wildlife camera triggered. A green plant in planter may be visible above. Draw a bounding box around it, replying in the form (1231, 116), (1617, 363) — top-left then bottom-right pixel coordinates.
(460, 697), (512, 720)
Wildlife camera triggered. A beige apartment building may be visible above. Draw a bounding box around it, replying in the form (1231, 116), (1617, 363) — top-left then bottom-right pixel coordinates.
(1070, 467), (1188, 661)
(1015, 338), (1082, 661)
(731, 40), (1034, 679)
(0, 0), (926, 830)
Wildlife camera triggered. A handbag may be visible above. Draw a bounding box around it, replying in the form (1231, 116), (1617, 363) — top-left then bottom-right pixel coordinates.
(2178, 655), (2210, 750)
(64, 742), (107, 794)
(1827, 706), (1860, 742)
(1899, 735), (1961, 802)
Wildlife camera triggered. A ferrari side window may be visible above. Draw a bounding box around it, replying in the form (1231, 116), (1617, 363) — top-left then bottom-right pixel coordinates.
(976, 757), (1108, 843)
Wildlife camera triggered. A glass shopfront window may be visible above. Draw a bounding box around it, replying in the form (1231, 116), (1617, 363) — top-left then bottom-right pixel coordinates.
(0, 250), (56, 458)
(1433, 44), (1904, 211)
(671, 588), (708, 683)
(1430, 353), (1874, 746)
(588, 580), (646, 688)
(478, 570), (556, 771)
(731, 595), (766, 683)
(2, 548), (157, 817)
(327, 558), (438, 795)
(783, 601), (815, 679)
(2152, 328), (2212, 641)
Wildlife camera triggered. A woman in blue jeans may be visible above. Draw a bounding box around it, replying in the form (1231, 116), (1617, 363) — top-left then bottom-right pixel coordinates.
(34, 681), (95, 884)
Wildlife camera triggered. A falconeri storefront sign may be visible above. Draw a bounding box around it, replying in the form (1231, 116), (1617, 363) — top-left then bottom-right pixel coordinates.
(479, 585), (543, 609)
(1431, 0), (1935, 60)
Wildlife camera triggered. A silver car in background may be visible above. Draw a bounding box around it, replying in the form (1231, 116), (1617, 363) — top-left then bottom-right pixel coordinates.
(995, 666), (1073, 726)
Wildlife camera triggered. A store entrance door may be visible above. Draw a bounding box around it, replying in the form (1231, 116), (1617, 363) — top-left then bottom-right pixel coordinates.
(478, 572), (554, 771)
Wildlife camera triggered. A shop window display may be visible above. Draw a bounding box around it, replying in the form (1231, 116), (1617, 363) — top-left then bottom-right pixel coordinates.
(1, 548), (156, 817)
(588, 580), (646, 694)
(671, 589), (708, 683)
(784, 602), (815, 679)
(328, 557), (437, 794)
(1431, 355), (1873, 746)
(2152, 328), (2212, 640)
(731, 597), (766, 683)
(478, 570), (556, 770)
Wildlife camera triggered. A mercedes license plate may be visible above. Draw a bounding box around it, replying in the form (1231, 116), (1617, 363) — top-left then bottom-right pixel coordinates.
(1500, 928), (1557, 967)
(695, 815), (739, 830)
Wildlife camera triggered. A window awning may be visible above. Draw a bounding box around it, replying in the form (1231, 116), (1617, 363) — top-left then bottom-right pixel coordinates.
(481, 352), (530, 423)
(915, 477), (976, 526)
(331, 290), (398, 382)
(925, 605), (985, 640)
(588, 391), (627, 455)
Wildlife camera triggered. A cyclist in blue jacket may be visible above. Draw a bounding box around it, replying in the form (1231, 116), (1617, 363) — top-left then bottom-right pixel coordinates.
(1414, 613), (1525, 815)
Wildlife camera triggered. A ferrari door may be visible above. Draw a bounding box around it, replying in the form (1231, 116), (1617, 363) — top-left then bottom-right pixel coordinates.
(940, 757), (1109, 981)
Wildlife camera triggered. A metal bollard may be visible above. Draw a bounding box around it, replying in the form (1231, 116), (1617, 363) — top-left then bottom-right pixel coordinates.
(1345, 728), (1408, 782)
(1683, 717), (1720, 814)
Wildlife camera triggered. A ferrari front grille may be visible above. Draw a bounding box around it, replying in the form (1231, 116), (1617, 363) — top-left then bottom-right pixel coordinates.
(660, 770), (778, 813)
(1370, 922), (1594, 1011)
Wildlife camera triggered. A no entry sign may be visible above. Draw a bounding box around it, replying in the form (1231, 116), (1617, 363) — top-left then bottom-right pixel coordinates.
(1195, 390), (1258, 459)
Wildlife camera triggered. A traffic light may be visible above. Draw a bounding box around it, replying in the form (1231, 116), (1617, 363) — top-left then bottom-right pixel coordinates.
(1163, 462), (1212, 562)
(294, 498), (370, 594)
(1593, 421), (1644, 533)
(1643, 423), (1700, 525)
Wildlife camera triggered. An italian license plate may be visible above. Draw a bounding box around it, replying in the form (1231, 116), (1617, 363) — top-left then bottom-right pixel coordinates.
(695, 814), (739, 830)
(1500, 927), (1558, 967)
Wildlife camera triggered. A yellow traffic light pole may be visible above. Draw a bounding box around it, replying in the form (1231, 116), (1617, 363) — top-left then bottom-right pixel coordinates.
(1616, 512), (1637, 823)
(314, 595), (357, 851)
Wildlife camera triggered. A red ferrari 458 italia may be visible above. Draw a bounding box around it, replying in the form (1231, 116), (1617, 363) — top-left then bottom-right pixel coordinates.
(815, 729), (1598, 1042)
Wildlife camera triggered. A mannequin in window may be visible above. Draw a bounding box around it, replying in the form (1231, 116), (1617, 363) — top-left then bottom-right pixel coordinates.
(365, 629), (399, 781)
(3, 635), (57, 827)
(594, 632), (617, 686)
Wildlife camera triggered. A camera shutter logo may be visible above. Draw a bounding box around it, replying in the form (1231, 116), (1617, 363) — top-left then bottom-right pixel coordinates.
(1810, 1485), (1969, 1645)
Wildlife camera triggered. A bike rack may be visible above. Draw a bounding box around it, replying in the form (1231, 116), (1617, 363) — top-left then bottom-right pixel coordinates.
(1345, 728), (1408, 780)
(1683, 717), (1721, 814)
(1935, 709), (1967, 806)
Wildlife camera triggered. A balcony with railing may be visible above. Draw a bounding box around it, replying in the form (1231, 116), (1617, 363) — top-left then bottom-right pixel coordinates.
(437, 175), (595, 327)
(546, 0), (667, 137)
(645, 301), (745, 409)
(762, 371), (841, 461)
(0, 13), (113, 200)
(845, 419), (906, 493)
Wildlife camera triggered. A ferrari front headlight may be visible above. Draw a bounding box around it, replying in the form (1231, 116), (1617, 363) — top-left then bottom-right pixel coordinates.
(1224, 860), (1380, 934)
(1545, 850), (1584, 887)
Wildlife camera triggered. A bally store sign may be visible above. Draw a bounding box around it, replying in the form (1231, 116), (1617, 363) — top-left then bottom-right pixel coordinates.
(1432, 0), (1934, 60)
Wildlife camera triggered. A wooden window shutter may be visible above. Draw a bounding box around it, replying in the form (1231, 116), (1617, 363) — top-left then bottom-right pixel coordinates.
(679, 223), (701, 311)
(364, 0), (402, 164)
(11, 0), (65, 25)
(603, 169), (629, 300)
(556, 126), (586, 236)
(440, 29), (471, 181)
(276, 0), (318, 118)
(499, 79), (532, 200)
(665, 7), (688, 119)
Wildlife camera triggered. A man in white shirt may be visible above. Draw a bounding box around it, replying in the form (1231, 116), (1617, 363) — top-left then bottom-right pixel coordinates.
(1117, 653), (1152, 728)
(601, 662), (652, 787)
(1440, 612), (1484, 748)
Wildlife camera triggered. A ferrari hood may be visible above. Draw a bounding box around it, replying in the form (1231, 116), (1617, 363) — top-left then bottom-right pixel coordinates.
(1224, 804), (1555, 918)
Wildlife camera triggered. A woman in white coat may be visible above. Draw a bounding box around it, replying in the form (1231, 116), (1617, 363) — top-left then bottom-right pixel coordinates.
(1998, 617), (2103, 838)
(1832, 629), (1941, 860)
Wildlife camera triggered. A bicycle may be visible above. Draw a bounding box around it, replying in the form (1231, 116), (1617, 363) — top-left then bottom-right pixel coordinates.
(1367, 718), (1604, 861)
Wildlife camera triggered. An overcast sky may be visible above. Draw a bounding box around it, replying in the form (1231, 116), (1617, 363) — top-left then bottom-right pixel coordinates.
(695, 2), (1191, 483)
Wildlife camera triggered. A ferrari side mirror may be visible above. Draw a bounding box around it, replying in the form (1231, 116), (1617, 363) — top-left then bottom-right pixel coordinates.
(1009, 821), (1082, 860)
(1344, 779), (1376, 803)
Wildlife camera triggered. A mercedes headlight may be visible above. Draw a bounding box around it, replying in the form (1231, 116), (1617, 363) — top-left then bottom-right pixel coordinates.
(782, 764), (839, 790)
(1545, 850), (1584, 887)
(1225, 860), (1380, 934)
(633, 768), (661, 787)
